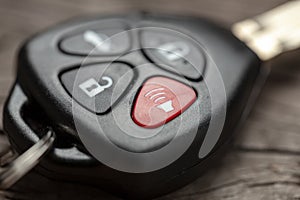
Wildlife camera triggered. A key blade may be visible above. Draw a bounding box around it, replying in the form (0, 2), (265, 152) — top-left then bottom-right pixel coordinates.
(0, 130), (55, 190)
(232, 0), (300, 61)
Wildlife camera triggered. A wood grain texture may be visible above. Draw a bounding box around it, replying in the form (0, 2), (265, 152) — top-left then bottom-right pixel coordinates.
(0, 0), (300, 199)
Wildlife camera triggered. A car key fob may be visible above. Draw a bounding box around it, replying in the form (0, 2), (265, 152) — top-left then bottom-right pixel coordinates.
(4, 13), (267, 199)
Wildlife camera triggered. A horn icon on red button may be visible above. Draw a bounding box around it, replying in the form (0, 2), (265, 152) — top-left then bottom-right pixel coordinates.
(132, 77), (197, 128)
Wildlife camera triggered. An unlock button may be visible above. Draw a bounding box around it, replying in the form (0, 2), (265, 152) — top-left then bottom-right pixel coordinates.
(79, 77), (113, 98)
(61, 63), (134, 114)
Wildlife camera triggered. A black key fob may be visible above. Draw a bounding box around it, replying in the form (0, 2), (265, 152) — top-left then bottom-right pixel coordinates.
(3, 13), (268, 199)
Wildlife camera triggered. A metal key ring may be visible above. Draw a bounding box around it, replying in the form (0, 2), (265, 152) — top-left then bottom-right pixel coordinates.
(0, 130), (55, 190)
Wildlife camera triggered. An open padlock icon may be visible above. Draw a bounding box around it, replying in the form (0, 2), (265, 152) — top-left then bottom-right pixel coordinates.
(79, 76), (113, 97)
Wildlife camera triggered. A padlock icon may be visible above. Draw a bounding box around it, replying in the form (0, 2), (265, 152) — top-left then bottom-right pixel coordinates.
(79, 76), (113, 97)
(157, 41), (190, 62)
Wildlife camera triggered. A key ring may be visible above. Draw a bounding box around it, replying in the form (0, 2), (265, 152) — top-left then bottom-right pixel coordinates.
(0, 130), (55, 190)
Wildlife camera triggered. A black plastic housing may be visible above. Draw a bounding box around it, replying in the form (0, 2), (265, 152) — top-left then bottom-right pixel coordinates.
(3, 13), (266, 199)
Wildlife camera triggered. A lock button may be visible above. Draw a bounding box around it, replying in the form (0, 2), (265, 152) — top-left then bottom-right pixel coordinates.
(140, 29), (206, 80)
(60, 63), (134, 114)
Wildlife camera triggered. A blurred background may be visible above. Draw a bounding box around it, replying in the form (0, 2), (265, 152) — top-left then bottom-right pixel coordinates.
(0, 0), (300, 199)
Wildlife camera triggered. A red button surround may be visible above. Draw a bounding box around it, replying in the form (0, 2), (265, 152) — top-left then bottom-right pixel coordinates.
(132, 77), (197, 128)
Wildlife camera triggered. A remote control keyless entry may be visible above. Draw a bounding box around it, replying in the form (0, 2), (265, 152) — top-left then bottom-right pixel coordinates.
(3, 2), (300, 198)
(4, 14), (263, 198)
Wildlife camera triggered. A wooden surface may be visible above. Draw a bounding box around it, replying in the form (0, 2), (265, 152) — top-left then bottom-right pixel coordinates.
(0, 0), (300, 199)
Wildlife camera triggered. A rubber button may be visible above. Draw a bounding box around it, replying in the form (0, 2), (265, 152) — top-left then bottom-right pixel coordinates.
(140, 29), (206, 80)
(61, 63), (134, 114)
(132, 77), (196, 128)
(60, 27), (130, 56)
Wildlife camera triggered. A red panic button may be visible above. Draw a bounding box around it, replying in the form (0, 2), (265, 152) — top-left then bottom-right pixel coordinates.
(132, 77), (197, 128)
